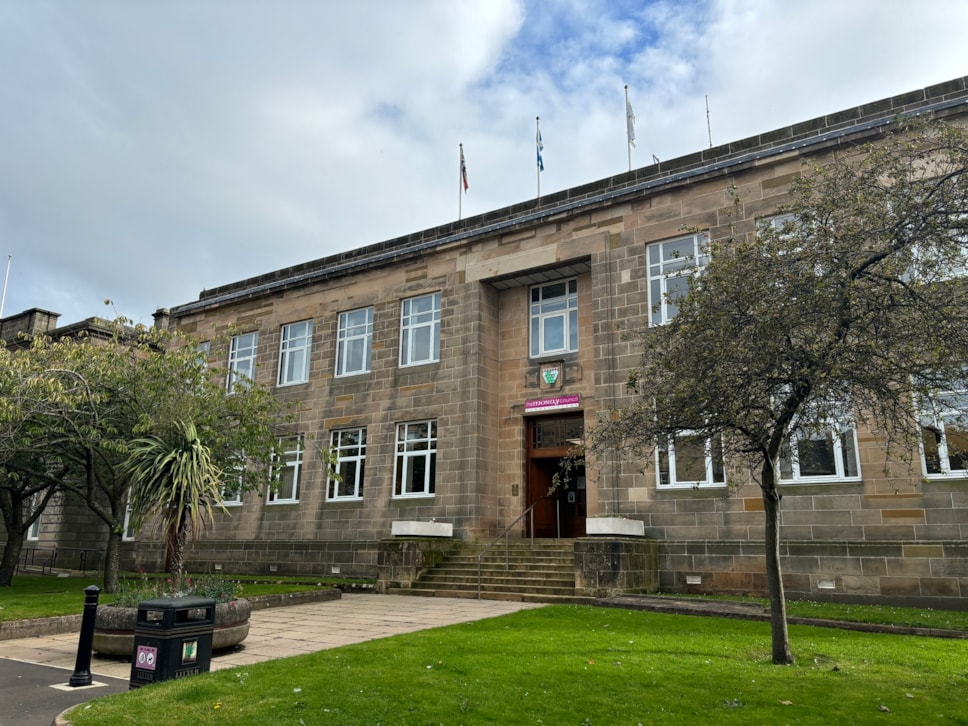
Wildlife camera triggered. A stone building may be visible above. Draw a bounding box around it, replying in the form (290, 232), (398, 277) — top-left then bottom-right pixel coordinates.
(129, 77), (968, 606)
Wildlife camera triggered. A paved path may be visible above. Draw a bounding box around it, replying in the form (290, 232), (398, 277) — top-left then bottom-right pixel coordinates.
(0, 593), (543, 726)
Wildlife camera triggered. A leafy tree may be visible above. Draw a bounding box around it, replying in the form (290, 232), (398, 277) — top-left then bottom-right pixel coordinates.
(589, 119), (968, 664)
(0, 318), (291, 592)
(121, 419), (224, 592)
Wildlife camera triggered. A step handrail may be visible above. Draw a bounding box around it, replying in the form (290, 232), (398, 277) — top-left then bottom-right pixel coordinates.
(477, 498), (559, 599)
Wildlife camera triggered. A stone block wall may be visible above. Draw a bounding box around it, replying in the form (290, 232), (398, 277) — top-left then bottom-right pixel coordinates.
(574, 537), (659, 597)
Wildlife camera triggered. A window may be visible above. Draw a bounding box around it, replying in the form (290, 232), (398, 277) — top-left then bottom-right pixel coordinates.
(122, 493), (136, 541)
(220, 452), (245, 506)
(530, 279), (578, 358)
(26, 494), (42, 541)
(268, 436), (303, 503)
(400, 292), (441, 366)
(648, 233), (710, 325)
(278, 320), (313, 386)
(394, 420), (437, 497)
(328, 428), (366, 500)
(227, 332), (258, 392)
(196, 341), (211, 368)
(336, 307), (374, 376)
(920, 385), (968, 477)
(779, 423), (860, 483)
(656, 433), (725, 488)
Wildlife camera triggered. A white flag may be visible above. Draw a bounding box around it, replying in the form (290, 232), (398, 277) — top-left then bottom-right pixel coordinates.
(626, 95), (636, 148)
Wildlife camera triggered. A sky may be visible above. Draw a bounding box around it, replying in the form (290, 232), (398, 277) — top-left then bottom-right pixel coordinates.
(1, 0), (967, 326)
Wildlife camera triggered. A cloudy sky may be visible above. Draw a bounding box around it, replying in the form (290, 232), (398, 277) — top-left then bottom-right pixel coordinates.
(1, 0), (966, 326)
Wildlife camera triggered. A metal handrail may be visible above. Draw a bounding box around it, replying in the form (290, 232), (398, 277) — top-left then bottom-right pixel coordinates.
(477, 498), (560, 599)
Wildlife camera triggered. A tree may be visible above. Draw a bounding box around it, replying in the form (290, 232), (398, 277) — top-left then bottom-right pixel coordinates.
(121, 420), (224, 592)
(0, 318), (291, 592)
(589, 119), (968, 664)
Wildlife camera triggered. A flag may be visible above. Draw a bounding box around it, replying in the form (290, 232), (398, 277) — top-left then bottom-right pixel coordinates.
(536, 128), (544, 172)
(626, 94), (636, 148)
(460, 146), (469, 192)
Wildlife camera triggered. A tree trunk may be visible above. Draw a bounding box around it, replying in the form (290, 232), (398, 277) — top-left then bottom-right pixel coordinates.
(102, 528), (122, 593)
(761, 460), (793, 665)
(0, 531), (24, 587)
(168, 511), (188, 593)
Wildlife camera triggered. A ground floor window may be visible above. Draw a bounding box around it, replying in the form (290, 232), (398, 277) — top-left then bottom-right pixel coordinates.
(779, 423), (859, 482)
(920, 385), (968, 476)
(269, 435), (303, 503)
(657, 433), (725, 488)
(329, 427), (366, 500)
(394, 420), (437, 497)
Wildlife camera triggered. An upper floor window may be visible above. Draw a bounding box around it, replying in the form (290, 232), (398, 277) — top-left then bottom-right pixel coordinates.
(400, 292), (441, 367)
(336, 307), (374, 377)
(328, 427), (366, 500)
(268, 435), (303, 504)
(656, 433), (725, 488)
(919, 384), (968, 477)
(195, 341), (211, 368)
(227, 332), (258, 392)
(530, 279), (578, 358)
(278, 320), (313, 386)
(779, 423), (860, 483)
(648, 233), (710, 325)
(394, 420), (437, 497)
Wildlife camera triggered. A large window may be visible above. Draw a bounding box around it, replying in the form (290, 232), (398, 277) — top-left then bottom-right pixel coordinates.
(530, 279), (578, 358)
(278, 320), (312, 386)
(328, 428), (366, 500)
(227, 332), (258, 392)
(648, 233), (710, 325)
(656, 433), (725, 488)
(394, 420), (437, 497)
(336, 307), (373, 377)
(268, 436), (303, 504)
(400, 292), (441, 367)
(779, 423), (860, 483)
(920, 385), (968, 477)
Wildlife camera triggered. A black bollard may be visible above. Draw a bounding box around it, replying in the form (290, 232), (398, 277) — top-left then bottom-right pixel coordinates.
(68, 585), (100, 687)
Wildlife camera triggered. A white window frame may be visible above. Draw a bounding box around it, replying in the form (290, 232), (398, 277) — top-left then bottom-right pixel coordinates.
(328, 427), (366, 500)
(26, 494), (42, 541)
(400, 292), (441, 367)
(196, 341), (211, 368)
(393, 420), (437, 498)
(277, 320), (313, 386)
(336, 307), (374, 377)
(227, 332), (259, 392)
(220, 452), (245, 506)
(530, 278), (578, 358)
(656, 432), (726, 489)
(779, 422), (861, 483)
(919, 384), (968, 478)
(647, 233), (710, 325)
(122, 493), (136, 541)
(268, 436), (303, 504)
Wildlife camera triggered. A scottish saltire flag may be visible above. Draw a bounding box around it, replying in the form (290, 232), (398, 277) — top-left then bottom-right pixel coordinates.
(536, 128), (544, 171)
(460, 146), (469, 192)
(626, 95), (636, 148)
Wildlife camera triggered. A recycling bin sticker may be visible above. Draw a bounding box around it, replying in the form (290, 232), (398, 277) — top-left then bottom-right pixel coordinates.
(136, 645), (158, 671)
(182, 639), (198, 664)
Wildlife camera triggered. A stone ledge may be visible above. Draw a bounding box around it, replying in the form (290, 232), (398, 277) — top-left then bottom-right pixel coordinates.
(390, 521), (454, 537)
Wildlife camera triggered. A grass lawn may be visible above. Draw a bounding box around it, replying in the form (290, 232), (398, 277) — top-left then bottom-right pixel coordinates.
(0, 575), (348, 621)
(66, 605), (968, 726)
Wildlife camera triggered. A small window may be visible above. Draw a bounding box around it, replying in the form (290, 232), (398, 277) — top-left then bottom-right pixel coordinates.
(227, 332), (259, 392)
(400, 293), (441, 367)
(26, 494), (42, 541)
(268, 436), (303, 504)
(530, 279), (578, 358)
(647, 233), (710, 325)
(336, 308), (374, 377)
(394, 420), (437, 497)
(920, 385), (968, 477)
(278, 320), (312, 386)
(656, 433), (725, 488)
(328, 428), (366, 500)
(779, 423), (860, 483)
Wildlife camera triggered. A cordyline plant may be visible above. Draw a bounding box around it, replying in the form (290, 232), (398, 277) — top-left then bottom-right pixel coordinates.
(586, 117), (968, 664)
(120, 419), (224, 594)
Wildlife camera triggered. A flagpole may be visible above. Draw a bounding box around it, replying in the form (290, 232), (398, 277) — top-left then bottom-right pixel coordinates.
(0, 255), (10, 319)
(625, 85), (632, 172)
(459, 144), (463, 221)
(536, 116), (542, 200)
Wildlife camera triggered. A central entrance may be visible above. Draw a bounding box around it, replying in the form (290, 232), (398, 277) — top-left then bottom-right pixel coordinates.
(526, 413), (585, 538)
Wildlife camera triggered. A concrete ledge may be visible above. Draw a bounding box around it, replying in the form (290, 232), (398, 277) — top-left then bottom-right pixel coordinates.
(586, 518), (645, 537)
(391, 521), (453, 537)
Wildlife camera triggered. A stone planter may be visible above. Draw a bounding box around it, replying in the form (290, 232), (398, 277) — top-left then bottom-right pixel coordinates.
(586, 517), (645, 537)
(93, 598), (251, 657)
(390, 520), (453, 537)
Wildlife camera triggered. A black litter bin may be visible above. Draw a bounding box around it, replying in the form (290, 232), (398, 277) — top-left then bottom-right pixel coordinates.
(129, 596), (215, 689)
